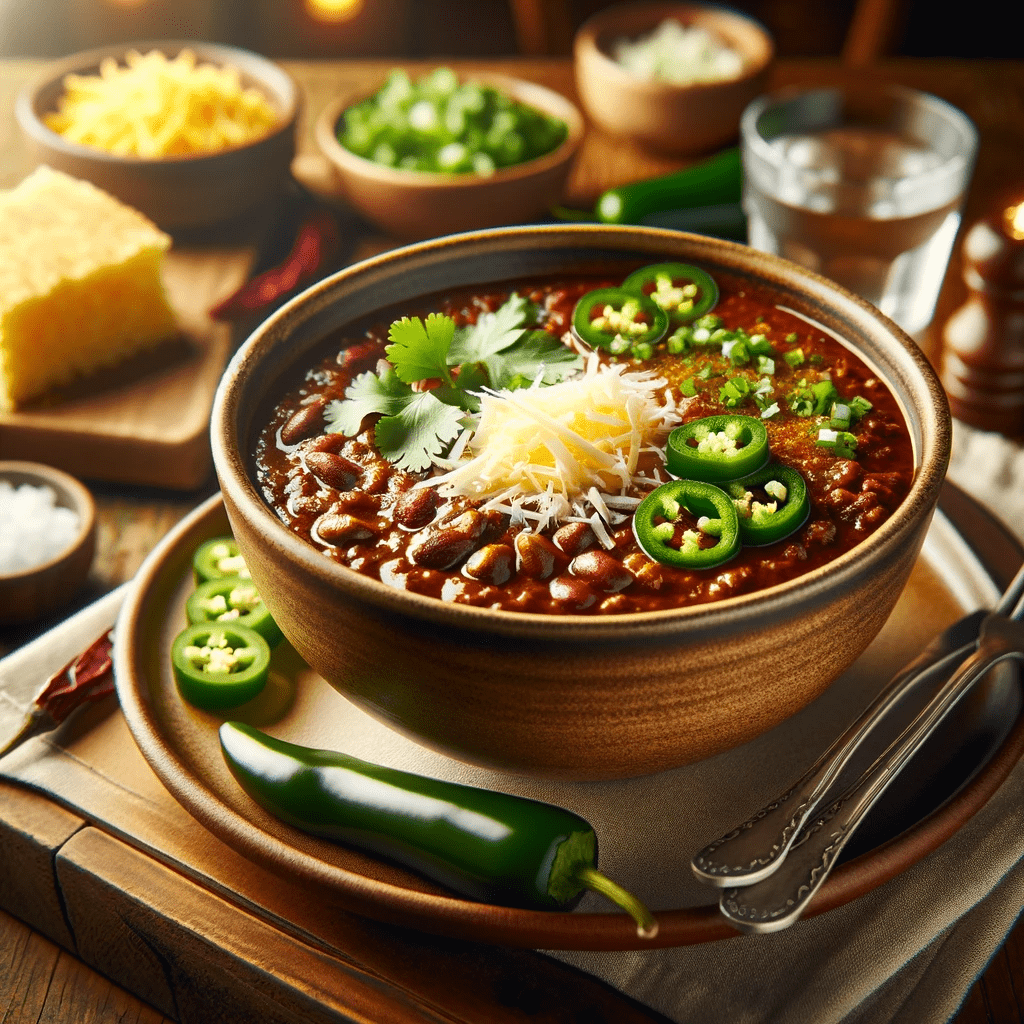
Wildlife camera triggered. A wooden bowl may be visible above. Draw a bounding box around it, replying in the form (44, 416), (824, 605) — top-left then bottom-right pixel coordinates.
(0, 461), (96, 625)
(15, 40), (300, 233)
(574, 1), (774, 156)
(314, 74), (583, 240)
(210, 225), (951, 780)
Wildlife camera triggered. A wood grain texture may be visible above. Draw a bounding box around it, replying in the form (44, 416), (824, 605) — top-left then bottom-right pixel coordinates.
(0, 781), (82, 949)
(0, 907), (171, 1024)
(54, 827), (674, 1024)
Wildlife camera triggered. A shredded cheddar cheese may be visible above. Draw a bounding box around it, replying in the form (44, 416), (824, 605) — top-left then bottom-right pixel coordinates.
(431, 356), (679, 531)
(44, 49), (280, 158)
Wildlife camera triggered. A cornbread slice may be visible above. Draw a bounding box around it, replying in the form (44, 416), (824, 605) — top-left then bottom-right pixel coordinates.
(0, 165), (177, 410)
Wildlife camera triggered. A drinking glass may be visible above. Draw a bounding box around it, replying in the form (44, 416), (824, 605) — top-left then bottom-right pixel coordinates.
(739, 84), (978, 338)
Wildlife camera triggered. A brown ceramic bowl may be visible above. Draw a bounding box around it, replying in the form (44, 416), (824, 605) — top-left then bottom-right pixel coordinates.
(314, 74), (583, 240)
(0, 461), (96, 625)
(574, 2), (773, 156)
(15, 40), (300, 233)
(211, 225), (950, 781)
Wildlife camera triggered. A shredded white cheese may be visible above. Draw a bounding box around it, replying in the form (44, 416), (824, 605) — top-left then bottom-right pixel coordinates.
(430, 355), (679, 530)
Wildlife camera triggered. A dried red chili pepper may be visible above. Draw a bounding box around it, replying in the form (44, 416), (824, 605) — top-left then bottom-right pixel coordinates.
(0, 629), (115, 757)
(210, 208), (341, 321)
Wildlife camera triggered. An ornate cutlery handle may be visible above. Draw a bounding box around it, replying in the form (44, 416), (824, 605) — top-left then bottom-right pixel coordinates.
(718, 613), (1024, 933)
(691, 640), (972, 887)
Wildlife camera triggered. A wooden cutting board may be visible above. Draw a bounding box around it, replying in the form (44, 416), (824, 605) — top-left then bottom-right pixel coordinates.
(0, 239), (259, 491)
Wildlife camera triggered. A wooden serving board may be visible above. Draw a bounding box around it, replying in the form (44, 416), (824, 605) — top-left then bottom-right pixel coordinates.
(0, 241), (259, 491)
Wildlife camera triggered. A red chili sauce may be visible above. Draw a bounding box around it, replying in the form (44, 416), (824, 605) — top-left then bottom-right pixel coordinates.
(254, 272), (914, 615)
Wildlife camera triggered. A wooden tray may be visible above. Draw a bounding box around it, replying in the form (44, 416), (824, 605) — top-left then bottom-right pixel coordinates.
(113, 489), (1024, 951)
(0, 242), (258, 491)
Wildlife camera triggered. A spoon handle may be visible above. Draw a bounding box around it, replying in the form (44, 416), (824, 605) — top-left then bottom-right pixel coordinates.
(692, 561), (1024, 889)
(690, 641), (971, 887)
(718, 614), (1024, 933)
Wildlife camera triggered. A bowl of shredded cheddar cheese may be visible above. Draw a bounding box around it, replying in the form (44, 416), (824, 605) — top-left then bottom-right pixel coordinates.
(16, 41), (300, 232)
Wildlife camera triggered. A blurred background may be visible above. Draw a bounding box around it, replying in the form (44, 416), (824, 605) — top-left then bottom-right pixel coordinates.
(0, 0), (1016, 62)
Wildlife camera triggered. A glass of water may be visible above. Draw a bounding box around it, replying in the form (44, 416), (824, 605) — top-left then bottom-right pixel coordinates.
(739, 84), (978, 338)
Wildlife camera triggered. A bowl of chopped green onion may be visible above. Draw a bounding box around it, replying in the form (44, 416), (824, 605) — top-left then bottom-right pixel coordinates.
(314, 67), (583, 240)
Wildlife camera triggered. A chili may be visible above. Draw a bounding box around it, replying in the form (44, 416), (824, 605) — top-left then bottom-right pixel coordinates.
(219, 721), (658, 936)
(726, 463), (811, 547)
(621, 262), (719, 325)
(171, 623), (271, 711)
(192, 536), (251, 585)
(186, 578), (284, 648)
(210, 208), (340, 322)
(571, 287), (669, 357)
(632, 479), (740, 570)
(666, 415), (770, 482)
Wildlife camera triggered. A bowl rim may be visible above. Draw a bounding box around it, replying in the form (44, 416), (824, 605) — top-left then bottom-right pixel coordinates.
(573, 0), (775, 95)
(14, 38), (301, 168)
(314, 70), (584, 189)
(0, 459), (96, 583)
(211, 223), (951, 642)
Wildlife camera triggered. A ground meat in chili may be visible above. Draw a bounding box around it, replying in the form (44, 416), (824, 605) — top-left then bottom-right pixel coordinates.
(253, 271), (914, 615)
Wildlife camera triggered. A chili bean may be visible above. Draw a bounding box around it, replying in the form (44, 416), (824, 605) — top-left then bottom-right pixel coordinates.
(339, 340), (381, 371)
(568, 550), (634, 593)
(408, 511), (485, 570)
(394, 487), (439, 529)
(553, 522), (596, 557)
(514, 532), (562, 580)
(315, 513), (379, 545)
(331, 490), (378, 514)
(548, 575), (596, 610)
(305, 434), (346, 455)
(305, 452), (363, 491)
(464, 544), (515, 586)
(280, 397), (326, 446)
(361, 461), (391, 495)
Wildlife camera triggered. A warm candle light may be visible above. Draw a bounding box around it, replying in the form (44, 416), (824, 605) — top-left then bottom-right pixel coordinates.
(1004, 201), (1024, 241)
(304, 0), (363, 22)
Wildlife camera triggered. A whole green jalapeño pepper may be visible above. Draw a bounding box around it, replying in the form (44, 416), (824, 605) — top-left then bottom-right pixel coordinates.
(666, 415), (769, 483)
(192, 536), (251, 584)
(186, 577), (284, 648)
(171, 623), (271, 711)
(621, 262), (719, 326)
(632, 479), (740, 570)
(219, 722), (658, 937)
(571, 287), (669, 357)
(726, 464), (811, 547)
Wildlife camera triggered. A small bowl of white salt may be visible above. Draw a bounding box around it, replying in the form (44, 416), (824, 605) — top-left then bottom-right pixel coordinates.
(574, 1), (773, 156)
(0, 461), (96, 625)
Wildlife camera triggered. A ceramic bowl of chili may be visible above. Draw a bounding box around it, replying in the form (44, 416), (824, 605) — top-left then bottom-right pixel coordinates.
(210, 224), (951, 781)
(573, 1), (774, 157)
(16, 40), (300, 233)
(313, 71), (584, 241)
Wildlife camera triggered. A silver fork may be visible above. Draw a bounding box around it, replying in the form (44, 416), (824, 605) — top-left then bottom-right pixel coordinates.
(692, 561), (1024, 892)
(717, 605), (1024, 932)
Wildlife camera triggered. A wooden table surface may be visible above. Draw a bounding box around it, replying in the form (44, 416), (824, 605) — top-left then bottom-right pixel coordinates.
(2, 54), (1024, 1024)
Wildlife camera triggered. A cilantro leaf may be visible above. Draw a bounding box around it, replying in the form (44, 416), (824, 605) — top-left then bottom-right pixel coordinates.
(447, 292), (532, 363)
(373, 391), (467, 473)
(484, 330), (582, 388)
(386, 313), (455, 384)
(324, 367), (413, 436)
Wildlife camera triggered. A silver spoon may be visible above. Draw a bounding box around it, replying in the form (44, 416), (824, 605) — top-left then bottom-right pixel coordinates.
(718, 604), (1024, 932)
(692, 561), (1024, 890)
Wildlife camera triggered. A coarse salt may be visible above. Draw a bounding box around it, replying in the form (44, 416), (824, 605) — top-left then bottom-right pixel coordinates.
(0, 481), (80, 574)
